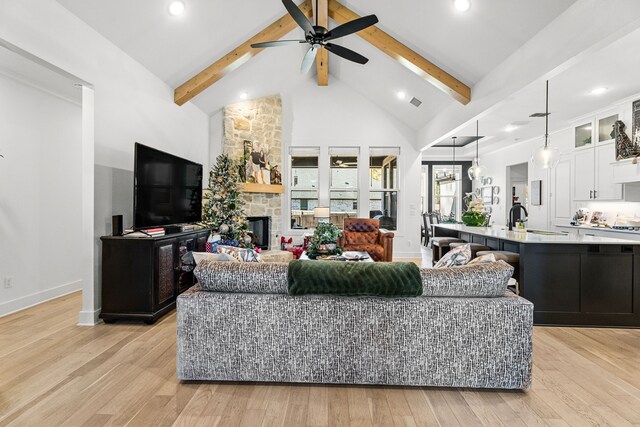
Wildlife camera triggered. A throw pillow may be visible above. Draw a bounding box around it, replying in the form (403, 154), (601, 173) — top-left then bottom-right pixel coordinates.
(216, 245), (263, 263)
(192, 251), (239, 265)
(434, 244), (471, 268)
(465, 253), (497, 266)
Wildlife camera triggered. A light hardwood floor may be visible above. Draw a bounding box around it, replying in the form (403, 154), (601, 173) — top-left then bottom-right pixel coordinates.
(2, 290), (640, 426)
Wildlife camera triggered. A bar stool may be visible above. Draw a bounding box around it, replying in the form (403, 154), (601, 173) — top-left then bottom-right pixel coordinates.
(450, 242), (490, 259)
(431, 237), (465, 265)
(476, 250), (520, 293)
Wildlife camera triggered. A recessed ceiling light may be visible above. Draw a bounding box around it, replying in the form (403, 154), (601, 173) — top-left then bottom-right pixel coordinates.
(505, 125), (518, 132)
(240, 91), (249, 100)
(396, 91), (407, 100)
(168, 1), (185, 16)
(590, 87), (607, 95)
(454, 0), (471, 12)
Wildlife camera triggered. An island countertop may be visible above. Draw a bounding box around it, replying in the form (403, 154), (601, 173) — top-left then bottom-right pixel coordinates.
(434, 223), (640, 245)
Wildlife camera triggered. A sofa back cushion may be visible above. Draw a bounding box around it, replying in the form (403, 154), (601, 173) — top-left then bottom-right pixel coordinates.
(194, 260), (288, 293)
(194, 259), (513, 298)
(420, 261), (514, 297)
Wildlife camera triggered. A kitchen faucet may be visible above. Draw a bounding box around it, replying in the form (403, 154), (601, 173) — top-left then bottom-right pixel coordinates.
(508, 204), (529, 231)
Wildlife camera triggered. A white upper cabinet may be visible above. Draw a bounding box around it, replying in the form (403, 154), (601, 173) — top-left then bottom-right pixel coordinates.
(572, 110), (623, 201)
(573, 148), (595, 200)
(595, 142), (623, 200)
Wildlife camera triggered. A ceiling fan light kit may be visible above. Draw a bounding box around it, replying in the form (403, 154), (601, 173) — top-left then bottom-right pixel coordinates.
(251, 0), (378, 73)
(531, 80), (560, 169)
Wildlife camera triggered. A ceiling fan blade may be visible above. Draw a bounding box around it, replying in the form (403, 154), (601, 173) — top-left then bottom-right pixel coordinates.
(282, 0), (315, 35)
(300, 46), (318, 74)
(325, 43), (369, 64)
(325, 15), (378, 41)
(251, 40), (307, 48)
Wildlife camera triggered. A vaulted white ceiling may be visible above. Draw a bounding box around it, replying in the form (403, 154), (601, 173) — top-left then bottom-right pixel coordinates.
(55, 0), (576, 130)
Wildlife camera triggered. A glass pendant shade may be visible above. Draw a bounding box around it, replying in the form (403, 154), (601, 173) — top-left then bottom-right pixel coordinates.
(531, 138), (560, 169)
(468, 158), (483, 180)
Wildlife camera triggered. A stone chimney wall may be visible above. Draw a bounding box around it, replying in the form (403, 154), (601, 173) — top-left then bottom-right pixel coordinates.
(223, 95), (282, 248)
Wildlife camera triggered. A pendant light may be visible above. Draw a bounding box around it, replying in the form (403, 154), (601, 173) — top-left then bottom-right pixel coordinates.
(531, 80), (560, 169)
(436, 137), (458, 183)
(449, 136), (457, 181)
(467, 120), (484, 180)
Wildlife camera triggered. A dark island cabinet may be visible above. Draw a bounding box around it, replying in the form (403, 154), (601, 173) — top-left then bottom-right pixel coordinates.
(100, 229), (210, 324)
(520, 244), (640, 327)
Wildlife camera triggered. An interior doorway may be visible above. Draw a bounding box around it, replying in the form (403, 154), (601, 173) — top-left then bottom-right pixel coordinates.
(0, 38), (95, 324)
(507, 163), (529, 223)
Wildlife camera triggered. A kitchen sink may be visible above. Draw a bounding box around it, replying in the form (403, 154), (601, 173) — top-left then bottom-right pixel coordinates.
(527, 229), (568, 236)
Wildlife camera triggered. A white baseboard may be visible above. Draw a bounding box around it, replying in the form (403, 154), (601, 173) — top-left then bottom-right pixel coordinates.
(78, 309), (102, 326)
(0, 280), (82, 318)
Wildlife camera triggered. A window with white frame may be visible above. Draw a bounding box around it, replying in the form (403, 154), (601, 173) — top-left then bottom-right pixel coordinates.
(369, 147), (399, 230)
(289, 147), (319, 229)
(329, 147), (359, 228)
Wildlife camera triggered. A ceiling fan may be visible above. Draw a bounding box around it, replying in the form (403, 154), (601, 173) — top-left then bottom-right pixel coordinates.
(251, 0), (379, 74)
(334, 159), (357, 168)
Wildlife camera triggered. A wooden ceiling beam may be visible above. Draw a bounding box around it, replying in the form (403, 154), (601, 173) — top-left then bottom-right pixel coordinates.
(174, 0), (313, 106)
(312, 0), (329, 86)
(328, 0), (471, 105)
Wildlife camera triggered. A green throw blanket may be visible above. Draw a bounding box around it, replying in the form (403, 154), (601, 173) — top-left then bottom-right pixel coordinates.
(287, 260), (423, 297)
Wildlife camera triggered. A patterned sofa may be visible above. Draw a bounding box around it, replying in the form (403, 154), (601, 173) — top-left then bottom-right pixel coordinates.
(177, 261), (533, 389)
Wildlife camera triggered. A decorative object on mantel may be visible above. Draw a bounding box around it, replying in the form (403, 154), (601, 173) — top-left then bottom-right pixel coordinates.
(612, 120), (640, 162)
(467, 120), (484, 180)
(531, 80), (560, 169)
(202, 154), (252, 247)
(241, 139), (286, 192)
(461, 193), (489, 226)
(305, 222), (343, 259)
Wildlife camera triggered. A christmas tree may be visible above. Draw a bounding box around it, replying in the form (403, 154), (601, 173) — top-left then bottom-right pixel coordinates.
(202, 154), (251, 247)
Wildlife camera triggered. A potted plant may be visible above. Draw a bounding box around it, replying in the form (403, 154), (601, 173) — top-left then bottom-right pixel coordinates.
(461, 193), (489, 227)
(306, 222), (343, 259)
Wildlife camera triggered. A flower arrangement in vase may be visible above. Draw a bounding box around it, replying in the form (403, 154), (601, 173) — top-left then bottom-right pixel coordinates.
(461, 193), (489, 227)
(305, 222), (343, 259)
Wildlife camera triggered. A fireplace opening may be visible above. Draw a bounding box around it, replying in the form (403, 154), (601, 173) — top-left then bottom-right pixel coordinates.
(247, 216), (271, 250)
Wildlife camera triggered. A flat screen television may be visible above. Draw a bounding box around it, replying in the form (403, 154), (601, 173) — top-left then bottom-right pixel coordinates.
(133, 143), (203, 229)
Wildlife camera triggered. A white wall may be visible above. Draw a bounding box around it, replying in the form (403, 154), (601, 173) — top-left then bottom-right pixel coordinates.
(211, 78), (423, 257)
(0, 74), (82, 316)
(0, 0), (210, 323)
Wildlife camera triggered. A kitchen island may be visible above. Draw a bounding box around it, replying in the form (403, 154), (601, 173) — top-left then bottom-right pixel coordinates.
(434, 223), (640, 327)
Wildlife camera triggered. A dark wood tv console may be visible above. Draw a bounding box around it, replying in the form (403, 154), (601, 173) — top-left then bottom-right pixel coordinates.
(100, 229), (210, 324)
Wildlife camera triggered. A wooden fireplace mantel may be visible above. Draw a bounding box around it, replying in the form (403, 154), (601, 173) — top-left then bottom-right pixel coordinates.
(241, 183), (285, 194)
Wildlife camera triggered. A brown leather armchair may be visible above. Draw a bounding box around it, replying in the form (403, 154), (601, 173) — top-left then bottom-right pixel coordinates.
(339, 218), (394, 262)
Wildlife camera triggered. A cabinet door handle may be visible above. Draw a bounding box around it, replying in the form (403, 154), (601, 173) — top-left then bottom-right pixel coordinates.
(594, 190), (597, 199)
(589, 190), (593, 199)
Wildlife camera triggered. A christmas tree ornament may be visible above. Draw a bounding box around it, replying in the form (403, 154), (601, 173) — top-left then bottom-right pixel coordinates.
(219, 224), (230, 234)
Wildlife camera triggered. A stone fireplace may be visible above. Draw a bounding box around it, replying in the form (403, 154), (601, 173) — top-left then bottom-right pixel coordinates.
(223, 95), (282, 248)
